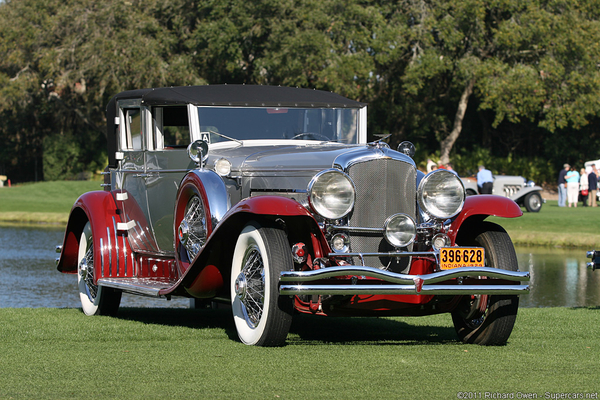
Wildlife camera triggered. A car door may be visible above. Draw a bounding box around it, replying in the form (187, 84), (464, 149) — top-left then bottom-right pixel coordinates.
(143, 106), (195, 252)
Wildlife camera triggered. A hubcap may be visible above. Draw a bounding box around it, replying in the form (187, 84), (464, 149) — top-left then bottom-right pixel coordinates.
(79, 258), (89, 280)
(178, 219), (190, 246)
(238, 245), (265, 328)
(235, 272), (248, 301)
(79, 246), (97, 300)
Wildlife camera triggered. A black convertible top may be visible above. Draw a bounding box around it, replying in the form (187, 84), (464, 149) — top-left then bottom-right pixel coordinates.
(110, 84), (365, 108)
(105, 85), (366, 166)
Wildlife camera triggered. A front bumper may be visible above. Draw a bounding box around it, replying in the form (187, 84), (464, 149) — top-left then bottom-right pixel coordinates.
(279, 266), (530, 296)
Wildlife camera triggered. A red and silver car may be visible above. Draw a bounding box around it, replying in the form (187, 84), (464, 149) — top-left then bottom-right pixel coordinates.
(56, 85), (529, 346)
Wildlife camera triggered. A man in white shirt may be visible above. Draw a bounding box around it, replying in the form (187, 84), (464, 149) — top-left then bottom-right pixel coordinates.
(477, 165), (494, 194)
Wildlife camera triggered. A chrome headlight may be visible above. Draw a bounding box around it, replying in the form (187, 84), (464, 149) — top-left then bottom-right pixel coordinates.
(418, 169), (465, 220)
(214, 158), (232, 177)
(384, 213), (417, 248)
(308, 169), (355, 219)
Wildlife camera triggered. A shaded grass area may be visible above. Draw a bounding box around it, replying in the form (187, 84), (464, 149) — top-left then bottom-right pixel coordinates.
(0, 307), (599, 398)
(0, 180), (101, 224)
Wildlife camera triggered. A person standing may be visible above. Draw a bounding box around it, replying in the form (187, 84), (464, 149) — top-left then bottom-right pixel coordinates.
(446, 163), (458, 175)
(566, 166), (580, 207)
(580, 168), (589, 206)
(557, 163), (569, 207)
(589, 164), (598, 207)
(477, 165), (494, 194)
(426, 158), (437, 173)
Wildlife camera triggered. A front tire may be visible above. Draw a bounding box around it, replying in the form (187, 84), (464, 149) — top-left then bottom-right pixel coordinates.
(452, 222), (519, 345)
(77, 222), (121, 316)
(231, 222), (293, 346)
(524, 192), (542, 212)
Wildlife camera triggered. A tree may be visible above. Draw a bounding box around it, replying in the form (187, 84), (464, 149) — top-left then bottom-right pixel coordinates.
(0, 0), (204, 181)
(369, 0), (600, 169)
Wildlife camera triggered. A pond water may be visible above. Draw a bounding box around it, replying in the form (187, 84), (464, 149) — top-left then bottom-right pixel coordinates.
(1, 226), (599, 308)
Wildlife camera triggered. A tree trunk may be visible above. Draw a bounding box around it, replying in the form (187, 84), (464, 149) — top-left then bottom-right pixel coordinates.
(439, 79), (475, 166)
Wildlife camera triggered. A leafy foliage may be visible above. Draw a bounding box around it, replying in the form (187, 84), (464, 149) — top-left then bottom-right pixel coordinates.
(1, 0), (600, 183)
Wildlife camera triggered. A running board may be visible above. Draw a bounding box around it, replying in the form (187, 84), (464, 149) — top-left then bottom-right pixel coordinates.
(98, 277), (173, 297)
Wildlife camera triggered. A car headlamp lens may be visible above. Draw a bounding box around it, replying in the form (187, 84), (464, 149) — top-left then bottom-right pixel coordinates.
(214, 158), (232, 176)
(418, 170), (465, 220)
(330, 233), (350, 253)
(308, 169), (355, 219)
(432, 233), (451, 251)
(384, 213), (417, 248)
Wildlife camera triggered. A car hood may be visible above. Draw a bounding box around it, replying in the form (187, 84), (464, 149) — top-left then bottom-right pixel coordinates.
(207, 143), (363, 176)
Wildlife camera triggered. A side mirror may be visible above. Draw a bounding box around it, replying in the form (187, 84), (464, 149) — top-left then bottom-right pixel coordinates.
(187, 140), (209, 167)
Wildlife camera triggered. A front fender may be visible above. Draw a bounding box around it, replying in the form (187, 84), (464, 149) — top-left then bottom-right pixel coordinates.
(176, 196), (323, 298)
(510, 186), (543, 203)
(447, 195), (522, 242)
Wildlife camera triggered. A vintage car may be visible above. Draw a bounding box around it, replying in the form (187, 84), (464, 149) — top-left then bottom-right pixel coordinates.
(56, 85), (529, 346)
(461, 175), (544, 212)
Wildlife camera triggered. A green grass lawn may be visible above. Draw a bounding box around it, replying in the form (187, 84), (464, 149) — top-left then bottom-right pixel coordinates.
(2, 181), (600, 248)
(0, 307), (598, 399)
(0, 180), (101, 224)
(489, 200), (600, 248)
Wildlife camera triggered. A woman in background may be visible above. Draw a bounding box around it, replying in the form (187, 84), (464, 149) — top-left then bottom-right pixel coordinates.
(566, 166), (580, 208)
(580, 168), (589, 206)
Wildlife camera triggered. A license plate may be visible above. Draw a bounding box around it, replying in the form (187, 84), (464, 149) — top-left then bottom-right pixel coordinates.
(440, 247), (485, 270)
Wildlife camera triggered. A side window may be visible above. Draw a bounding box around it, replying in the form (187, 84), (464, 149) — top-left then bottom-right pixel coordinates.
(154, 106), (190, 149)
(125, 108), (142, 150)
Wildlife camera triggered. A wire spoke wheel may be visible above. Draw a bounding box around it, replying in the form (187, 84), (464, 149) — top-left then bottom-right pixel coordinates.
(179, 195), (207, 261)
(77, 222), (121, 316)
(231, 222), (293, 346)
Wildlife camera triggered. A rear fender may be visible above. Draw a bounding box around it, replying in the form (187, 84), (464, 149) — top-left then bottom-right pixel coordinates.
(57, 191), (135, 280)
(447, 195), (522, 243)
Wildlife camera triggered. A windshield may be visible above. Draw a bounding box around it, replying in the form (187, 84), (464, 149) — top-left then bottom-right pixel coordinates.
(195, 106), (360, 144)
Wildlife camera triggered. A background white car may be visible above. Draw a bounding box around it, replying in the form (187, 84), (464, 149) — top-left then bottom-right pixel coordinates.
(461, 175), (544, 212)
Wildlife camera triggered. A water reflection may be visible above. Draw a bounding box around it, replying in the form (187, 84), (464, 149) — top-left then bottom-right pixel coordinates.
(516, 246), (600, 308)
(1, 226), (599, 308)
(0, 225), (190, 308)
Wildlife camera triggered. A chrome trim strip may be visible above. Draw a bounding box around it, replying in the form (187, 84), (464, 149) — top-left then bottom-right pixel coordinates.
(100, 237), (105, 276)
(327, 225), (384, 233)
(328, 251), (438, 258)
(279, 284), (530, 296)
(280, 266), (529, 285)
(333, 146), (416, 172)
(106, 227), (112, 276)
(98, 278), (165, 297)
(112, 217), (119, 276)
(123, 230), (128, 276)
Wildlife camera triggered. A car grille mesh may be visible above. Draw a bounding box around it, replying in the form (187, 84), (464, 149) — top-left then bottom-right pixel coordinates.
(346, 157), (416, 270)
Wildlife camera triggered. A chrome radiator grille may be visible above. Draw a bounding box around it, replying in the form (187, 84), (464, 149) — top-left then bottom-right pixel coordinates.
(346, 157), (416, 270)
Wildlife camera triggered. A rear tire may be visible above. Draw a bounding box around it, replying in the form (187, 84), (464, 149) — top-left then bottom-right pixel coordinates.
(77, 222), (121, 316)
(230, 222), (293, 346)
(452, 222), (519, 345)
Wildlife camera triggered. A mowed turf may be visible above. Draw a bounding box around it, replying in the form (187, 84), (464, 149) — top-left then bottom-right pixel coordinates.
(0, 180), (101, 224)
(0, 307), (598, 399)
